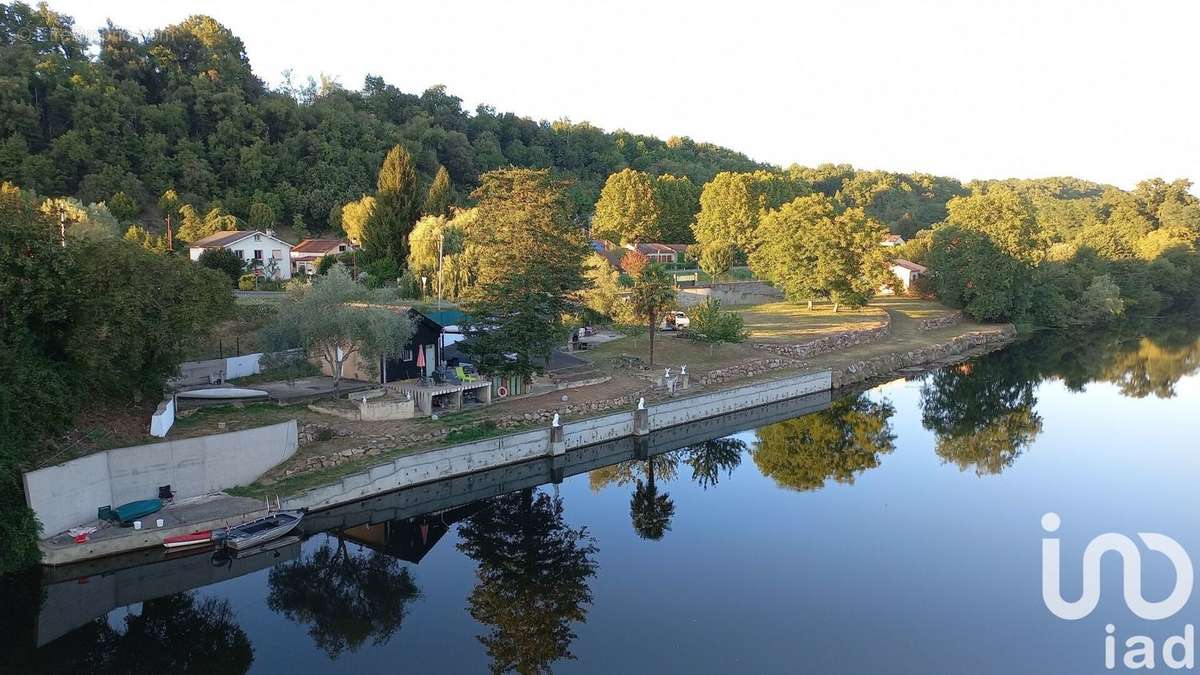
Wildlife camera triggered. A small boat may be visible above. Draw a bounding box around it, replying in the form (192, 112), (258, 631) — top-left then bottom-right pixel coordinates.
(222, 510), (303, 551)
(99, 499), (163, 525)
(177, 387), (269, 400)
(163, 530), (215, 549)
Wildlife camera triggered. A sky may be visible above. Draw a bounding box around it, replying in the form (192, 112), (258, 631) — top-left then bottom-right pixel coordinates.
(50, 0), (1200, 189)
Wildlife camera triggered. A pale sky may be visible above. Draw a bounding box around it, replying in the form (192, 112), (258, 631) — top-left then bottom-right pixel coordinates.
(52, 0), (1200, 189)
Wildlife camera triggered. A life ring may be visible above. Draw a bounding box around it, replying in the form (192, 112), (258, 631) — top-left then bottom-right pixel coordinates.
(496, 385), (509, 398)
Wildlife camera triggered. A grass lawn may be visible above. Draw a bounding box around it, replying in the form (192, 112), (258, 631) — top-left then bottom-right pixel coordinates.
(735, 301), (887, 343)
(582, 330), (763, 373)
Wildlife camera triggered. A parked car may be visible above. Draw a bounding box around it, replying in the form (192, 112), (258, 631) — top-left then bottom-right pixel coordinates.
(660, 311), (690, 331)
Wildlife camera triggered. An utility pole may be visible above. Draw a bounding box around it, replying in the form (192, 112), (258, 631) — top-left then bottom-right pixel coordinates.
(165, 212), (174, 254)
(59, 210), (66, 248)
(437, 232), (444, 313)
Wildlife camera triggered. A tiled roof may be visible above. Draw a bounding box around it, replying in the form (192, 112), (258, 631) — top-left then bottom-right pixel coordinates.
(189, 230), (250, 248)
(292, 238), (348, 254)
(893, 258), (927, 273)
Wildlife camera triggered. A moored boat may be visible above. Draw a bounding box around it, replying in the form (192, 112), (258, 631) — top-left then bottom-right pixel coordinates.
(163, 530), (215, 548)
(222, 510), (303, 551)
(99, 499), (163, 525)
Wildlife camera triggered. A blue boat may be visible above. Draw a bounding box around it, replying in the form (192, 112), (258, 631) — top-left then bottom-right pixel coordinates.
(99, 499), (163, 524)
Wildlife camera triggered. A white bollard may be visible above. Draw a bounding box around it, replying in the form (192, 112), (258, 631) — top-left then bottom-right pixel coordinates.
(133, 521), (142, 530)
(156, 518), (164, 528)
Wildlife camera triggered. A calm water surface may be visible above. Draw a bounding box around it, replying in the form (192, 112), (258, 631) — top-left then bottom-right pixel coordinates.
(4, 323), (1200, 674)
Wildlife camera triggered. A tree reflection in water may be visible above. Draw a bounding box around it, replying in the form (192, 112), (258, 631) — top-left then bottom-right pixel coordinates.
(267, 535), (420, 659)
(752, 395), (897, 491)
(920, 348), (1043, 476)
(456, 487), (598, 674)
(37, 592), (252, 674)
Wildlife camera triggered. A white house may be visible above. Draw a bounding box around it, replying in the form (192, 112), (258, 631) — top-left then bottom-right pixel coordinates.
(881, 234), (905, 247)
(188, 230), (295, 280)
(888, 258), (927, 293)
(290, 238), (354, 275)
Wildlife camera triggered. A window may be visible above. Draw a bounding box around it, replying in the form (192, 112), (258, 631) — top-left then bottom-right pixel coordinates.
(235, 250), (245, 259)
(272, 249), (282, 259)
(400, 348), (413, 361)
(254, 250), (263, 260)
(338, 245), (346, 252)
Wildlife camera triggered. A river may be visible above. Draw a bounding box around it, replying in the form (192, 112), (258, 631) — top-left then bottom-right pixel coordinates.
(3, 321), (1200, 674)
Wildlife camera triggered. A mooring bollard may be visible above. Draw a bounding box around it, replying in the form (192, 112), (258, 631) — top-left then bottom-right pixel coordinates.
(549, 415), (565, 456)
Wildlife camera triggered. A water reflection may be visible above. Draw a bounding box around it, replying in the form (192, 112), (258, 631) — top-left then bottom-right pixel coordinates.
(5, 321), (1199, 672)
(267, 535), (420, 659)
(42, 592), (251, 674)
(919, 350), (1043, 476)
(456, 487), (598, 674)
(751, 395), (897, 491)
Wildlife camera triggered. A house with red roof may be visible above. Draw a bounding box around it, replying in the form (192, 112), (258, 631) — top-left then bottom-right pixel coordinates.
(290, 238), (355, 276)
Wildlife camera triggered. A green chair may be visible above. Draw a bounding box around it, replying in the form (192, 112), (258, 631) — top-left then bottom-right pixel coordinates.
(456, 365), (479, 382)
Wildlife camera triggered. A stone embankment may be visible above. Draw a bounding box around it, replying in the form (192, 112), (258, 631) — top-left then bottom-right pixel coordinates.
(916, 311), (964, 331)
(830, 326), (1015, 388)
(752, 314), (891, 359)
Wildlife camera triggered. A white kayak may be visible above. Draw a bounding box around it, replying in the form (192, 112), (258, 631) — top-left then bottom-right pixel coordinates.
(177, 387), (269, 399)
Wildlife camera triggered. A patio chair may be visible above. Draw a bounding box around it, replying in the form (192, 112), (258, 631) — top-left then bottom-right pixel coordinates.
(456, 365), (479, 382)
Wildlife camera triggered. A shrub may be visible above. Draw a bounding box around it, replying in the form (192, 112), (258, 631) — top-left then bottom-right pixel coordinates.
(198, 247), (245, 285)
(685, 298), (747, 347)
(238, 273), (258, 290)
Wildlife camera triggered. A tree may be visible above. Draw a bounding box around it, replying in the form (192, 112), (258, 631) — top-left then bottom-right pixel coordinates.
(654, 174), (701, 243)
(927, 225), (1032, 322)
(593, 168), (661, 244)
(460, 169), (589, 380)
(627, 263), (676, 366)
(685, 297), (747, 348)
(176, 204), (239, 243)
(618, 249), (648, 277)
(268, 534), (420, 658)
(108, 191), (138, 222)
(580, 252), (622, 320)
(751, 195), (890, 311)
(248, 202), (275, 230)
(339, 195), (374, 246)
(261, 264), (413, 387)
(421, 165), (452, 217)
(361, 145), (421, 269)
(457, 488), (598, 674)
(198, 247), (246, 285)
(943, 186), (1042, 261)
(752, 395), (896, 491)
(696, 239), (736, 279)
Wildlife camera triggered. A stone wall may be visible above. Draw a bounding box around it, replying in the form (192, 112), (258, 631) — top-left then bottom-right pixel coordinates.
(697, 356), (802, 385)
(752, 313), (891, 359)
(917, 311), (963, 331)
(830, 326), (1016, 388)
(676, 280), (784, 308)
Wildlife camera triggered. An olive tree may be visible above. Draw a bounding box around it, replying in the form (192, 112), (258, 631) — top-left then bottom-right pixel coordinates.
(262, 264), (413, 387)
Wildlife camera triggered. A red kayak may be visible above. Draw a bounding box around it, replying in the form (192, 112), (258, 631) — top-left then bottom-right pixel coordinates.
(163, 530), (213, 548)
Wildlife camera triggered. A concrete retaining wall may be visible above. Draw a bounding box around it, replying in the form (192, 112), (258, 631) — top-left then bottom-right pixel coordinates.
(225, 353), (262, 379)
(24, 421), (299, 535)
(676, 280), (783, 308)
(283, 370), (832, 511)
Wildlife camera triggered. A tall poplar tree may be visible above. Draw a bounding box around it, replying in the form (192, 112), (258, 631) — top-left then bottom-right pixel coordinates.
(422, 165), (452, 217)
(361, 144), (420, 268)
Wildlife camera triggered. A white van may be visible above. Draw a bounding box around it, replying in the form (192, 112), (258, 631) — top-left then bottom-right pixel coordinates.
(660, 311), (690, 331)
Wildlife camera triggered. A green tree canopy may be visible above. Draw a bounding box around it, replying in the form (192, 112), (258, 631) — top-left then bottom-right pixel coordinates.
(421, 165), (452, 217)
(361, 145), (421, 269)
(461, 169), (590, 379)
(654, 174), (700, 243)
(593, 168), (661, 244)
